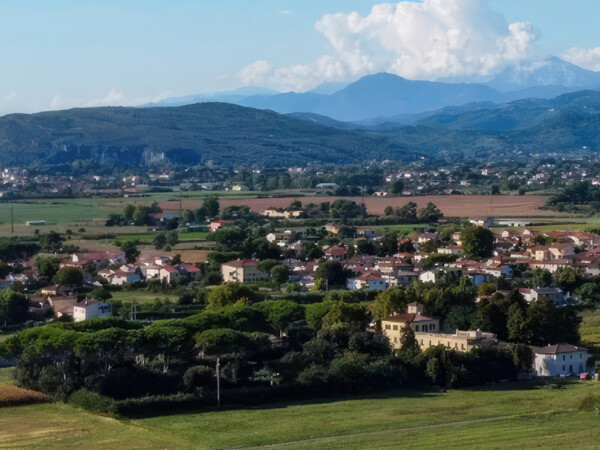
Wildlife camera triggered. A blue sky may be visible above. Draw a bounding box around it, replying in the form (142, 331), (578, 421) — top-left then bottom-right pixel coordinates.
(0, 0), (599, 114)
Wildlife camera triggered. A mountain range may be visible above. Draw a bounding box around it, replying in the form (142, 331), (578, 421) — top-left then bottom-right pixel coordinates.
(0, 57), (599, 168)
(1, 89), (600, 168)
(148, 57), (600, 122)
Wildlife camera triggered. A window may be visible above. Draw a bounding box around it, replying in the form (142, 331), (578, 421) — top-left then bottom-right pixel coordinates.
(393, 325), (398, 331)
(570, 355), (573, 359)
(431, 324), (436, 330)
(385, 325), (391, 330)
(563, 355), (566, 361)
(420, 339), (424, 345)
(393, 337), (397, 343)
(415, 325), (420, 331)
(461, 344), (465, 350)
(562, 365), (565, 371)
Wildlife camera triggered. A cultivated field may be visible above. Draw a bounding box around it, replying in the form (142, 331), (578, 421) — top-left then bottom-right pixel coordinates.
(160, 195), (556, 218)
(580, 309), (600, 354)
(1, 381), (600, 448)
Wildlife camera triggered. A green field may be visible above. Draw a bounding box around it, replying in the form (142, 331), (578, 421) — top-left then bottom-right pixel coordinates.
(374, 224), (429, 234)
(2, 381), (600, 448)
(108, 290), (179, 304)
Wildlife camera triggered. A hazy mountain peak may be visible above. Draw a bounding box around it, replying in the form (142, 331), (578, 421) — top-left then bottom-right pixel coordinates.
(487, 56), (600, 91)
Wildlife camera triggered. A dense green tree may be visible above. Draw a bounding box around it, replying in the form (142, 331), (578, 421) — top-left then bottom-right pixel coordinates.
(270, 265), (289, 285)
(207, 282), (256, 309)
(167, 231), (179, 246)
(531, 268), (553, 288)
(330, 200), (364, 220)
(389, 179), (404, 196)
(314, 260), (349, 287)
(119, 241), (140, 263)
(461, 226), (494, 259)
(53, 267), (84, 286)
(39, 231), (63, 252)
(369, 286), (410, 321)
(124, 204), (136, 220)
(397, 202), (417, 220)
(202, 197), (220, 219)
(417, 202), (443, 223)
(255, 300), (303, 335)
(35, 256), (60, 279)
(554, 267), (582, 292)
(0, 289), (28, 325)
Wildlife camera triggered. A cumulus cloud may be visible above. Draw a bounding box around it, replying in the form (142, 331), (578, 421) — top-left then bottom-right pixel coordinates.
(562, 47), (600, 71)
(49, 88), (128, 110)
(239, 0), (536, 91)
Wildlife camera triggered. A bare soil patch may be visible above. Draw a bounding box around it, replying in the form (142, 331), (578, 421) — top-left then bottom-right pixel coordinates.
(160, 195), (555, 218)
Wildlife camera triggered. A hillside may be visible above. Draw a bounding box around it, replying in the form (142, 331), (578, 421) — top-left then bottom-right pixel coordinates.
(0, 103), (413, 167)
(411, 90), (600, 132)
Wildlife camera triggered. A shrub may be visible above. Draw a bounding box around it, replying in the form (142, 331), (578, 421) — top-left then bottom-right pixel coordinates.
(183, 365), (215, 392)
(578, 393), (600, 412)
(69, 388), (118, 414)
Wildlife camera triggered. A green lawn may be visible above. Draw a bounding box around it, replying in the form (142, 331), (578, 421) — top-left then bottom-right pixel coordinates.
(374, 224), (429, 234)
(2, 381), (600, 448)
(109, 290), (179, 304)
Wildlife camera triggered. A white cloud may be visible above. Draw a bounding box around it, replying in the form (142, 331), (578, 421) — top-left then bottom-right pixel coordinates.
(3, 92), (17, 102)
(49, 88), (129, 110)
(239, 0), (536, 91)
(562, 47), (600, 72)
(98, 87), (125, 105)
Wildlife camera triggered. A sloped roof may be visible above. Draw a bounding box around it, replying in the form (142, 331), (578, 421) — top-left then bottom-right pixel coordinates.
(534, 344), (586, 355)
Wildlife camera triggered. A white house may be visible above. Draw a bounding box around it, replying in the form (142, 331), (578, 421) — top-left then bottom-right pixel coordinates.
(73, 300), (111, 322)
(533, 344), (590, 377)
(346, 272), (386, 291)
(518, 287), (566, 306)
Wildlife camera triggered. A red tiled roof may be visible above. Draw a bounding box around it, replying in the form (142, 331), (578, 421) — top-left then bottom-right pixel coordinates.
(325, 246), (348, 256)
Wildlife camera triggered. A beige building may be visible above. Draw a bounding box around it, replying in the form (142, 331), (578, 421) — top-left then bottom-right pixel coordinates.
(382, 302), (440, 348)
(382, 302), (498, 352)
(414, 330), (498, 352)
(221, 259), (268, 283)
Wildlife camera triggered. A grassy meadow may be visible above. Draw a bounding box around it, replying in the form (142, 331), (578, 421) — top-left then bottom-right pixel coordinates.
(108, 290), (179, 304)
(1, 380), (600, 448)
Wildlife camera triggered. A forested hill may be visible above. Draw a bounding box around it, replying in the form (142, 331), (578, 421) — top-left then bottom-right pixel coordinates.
(0, 103), (412, 167)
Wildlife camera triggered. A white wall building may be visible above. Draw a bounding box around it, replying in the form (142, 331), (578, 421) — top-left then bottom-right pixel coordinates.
(533, 344), (590, 377)
(73, 300), (111, 322)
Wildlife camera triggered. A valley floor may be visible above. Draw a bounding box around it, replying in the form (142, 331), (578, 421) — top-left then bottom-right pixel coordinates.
(1, 380), (600, 449)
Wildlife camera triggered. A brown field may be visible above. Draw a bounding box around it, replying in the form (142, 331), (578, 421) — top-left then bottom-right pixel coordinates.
(0, 385), (47, 407)
(161, 195), (556, 218)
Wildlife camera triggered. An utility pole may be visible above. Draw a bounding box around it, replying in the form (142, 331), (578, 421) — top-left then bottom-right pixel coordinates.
(10, 206), (13, 234)
(216, 357), (221, 408)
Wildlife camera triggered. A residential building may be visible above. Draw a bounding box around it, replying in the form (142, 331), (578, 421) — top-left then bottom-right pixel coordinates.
(415, 330), (499, 353)
(346, 271), (386, 290)
(532, 344), (590, 376)
(382, 302), (440, 348)
(73, 300), (111, 322)
(221, 259), (268, 283)
(518, 287), (566, 305)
